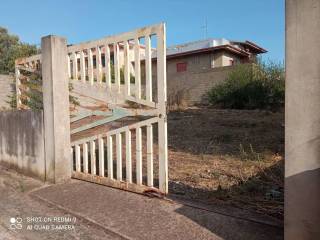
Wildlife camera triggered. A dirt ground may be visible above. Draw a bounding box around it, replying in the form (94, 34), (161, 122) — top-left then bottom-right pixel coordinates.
(70, 107), (284, 221)
(167, 108), (284, 220)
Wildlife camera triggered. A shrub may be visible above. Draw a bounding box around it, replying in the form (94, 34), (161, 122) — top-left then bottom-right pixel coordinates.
(208, 60), (285, 110)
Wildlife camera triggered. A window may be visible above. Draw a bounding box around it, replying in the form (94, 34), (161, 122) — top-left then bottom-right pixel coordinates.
(176, 62), (187, 72)
(229, 59), (234, 66)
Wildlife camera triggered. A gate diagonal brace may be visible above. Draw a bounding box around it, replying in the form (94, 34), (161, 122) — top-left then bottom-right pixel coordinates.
(70, 107), (159, 134)
(70, 110), (113, 123)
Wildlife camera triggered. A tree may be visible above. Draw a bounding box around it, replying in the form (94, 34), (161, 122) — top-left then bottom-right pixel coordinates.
(0, 27), (37, 74)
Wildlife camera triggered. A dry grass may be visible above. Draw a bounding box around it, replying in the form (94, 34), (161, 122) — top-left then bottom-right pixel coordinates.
(167, 108), (284, 219)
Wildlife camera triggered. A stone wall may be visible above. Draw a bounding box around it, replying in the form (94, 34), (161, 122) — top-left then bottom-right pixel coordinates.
(0, 74), (14, 110)
(0, 110), (45, 180)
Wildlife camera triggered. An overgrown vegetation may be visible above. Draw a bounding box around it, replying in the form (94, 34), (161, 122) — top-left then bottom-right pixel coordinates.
(20, 71), (43, 110)
(13, 70), (79, 111)
(208, 60), (285, 110)
(7, 87), (17, 109)
(0, 27), (37, 74)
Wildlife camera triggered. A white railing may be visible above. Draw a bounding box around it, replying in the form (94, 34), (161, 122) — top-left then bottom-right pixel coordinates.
(66, 23), (165, 108)
(70, 117), (164, 193)
(15, 23), (166, 109)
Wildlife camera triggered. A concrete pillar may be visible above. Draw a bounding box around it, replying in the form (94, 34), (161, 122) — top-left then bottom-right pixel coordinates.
(285, 0), (320, 239)
(41, 35), (71, 183)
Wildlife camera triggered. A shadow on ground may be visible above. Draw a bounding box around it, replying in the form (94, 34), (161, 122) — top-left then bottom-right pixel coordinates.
(173, 203), (283, 240)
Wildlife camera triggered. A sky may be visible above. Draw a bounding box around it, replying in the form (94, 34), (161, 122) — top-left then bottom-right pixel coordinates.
(0, 0), (284, 62)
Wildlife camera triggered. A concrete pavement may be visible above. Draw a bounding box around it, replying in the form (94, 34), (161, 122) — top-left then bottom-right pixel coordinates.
(0, 165), (283, 240)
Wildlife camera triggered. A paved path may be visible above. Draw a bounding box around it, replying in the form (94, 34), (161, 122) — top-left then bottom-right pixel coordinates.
(0, 165), (123, 240)
(0, 165), (283, 240)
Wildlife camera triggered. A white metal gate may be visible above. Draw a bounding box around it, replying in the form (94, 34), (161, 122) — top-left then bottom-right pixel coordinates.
(68, 23), (168, 194)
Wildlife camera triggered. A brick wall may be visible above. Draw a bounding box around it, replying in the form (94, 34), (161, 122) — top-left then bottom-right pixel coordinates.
(166, 65), (233, 106)
(152, 52), (234, 107)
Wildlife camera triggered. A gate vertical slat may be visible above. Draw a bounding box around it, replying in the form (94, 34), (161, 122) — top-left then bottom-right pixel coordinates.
(114, 43), (120, 92)
(126, 129), (132, 183)
(107, 135), (113, 179)
(147, 124), (153, 187)
(88, 48), (94, 85)
(72, 52), (78, 80)
(136, 127), (142, 185)
(90, 140), (96, 175)
(83, 143), (88, 173)
(96, 46), (102, 83)
(75, 145), (81, 172)
(124, 41), (130, 97)
(80, 51), (86, 82)
(116, 133), (122, 180)
(105, 44), (111, 89)
(158, 121), (168, 193)
(70, 147), (74, 166)
(145, 35), (152, 102)
(15, 67), (21, 109)
(67, 55), (71, 79)
(99, 138), (104, 177)
(134, 38), (141, 99)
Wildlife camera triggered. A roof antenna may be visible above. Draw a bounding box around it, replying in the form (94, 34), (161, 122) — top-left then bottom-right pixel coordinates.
(201, 18), (208, 39)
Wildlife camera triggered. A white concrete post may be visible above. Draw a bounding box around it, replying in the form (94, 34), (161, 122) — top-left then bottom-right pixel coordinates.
(285, 0), (320, 239)
(41, 35), (71, 183)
